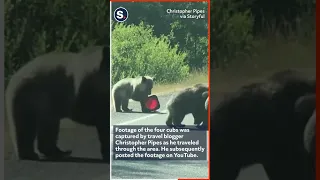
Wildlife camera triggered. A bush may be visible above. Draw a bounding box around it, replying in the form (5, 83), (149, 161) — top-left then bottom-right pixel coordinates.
(5, 0), (109, 78)
(211, 0), (255, 69)
(111, 22), (189, 84)
(210, 0), (315, 71)
(111, 2), (208, 70)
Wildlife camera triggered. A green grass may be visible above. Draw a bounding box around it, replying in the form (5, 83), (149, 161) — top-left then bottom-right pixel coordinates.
(152, 70), (208, 95)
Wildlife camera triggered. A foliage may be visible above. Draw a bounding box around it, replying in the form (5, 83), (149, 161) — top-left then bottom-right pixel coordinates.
(112, 23), (189, 84)
(209, 0), (315, 69)
(112, 2), (208, 69)
(4, 0), (315, 85)
(211, 0), (255, 69)
(5, 0), (109, 77)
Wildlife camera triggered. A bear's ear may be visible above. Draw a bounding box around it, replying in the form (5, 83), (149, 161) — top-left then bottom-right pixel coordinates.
(202, 91), (208, 98)
(141, 76), (147, 83)
(205, 98), (209, 110)
(152, 76), (156, 82)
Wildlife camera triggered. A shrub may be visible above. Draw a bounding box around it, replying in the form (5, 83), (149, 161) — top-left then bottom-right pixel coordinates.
(5, 0), (109, 78)
(211, 0), (256, 69)
(112, 22), (189, 84)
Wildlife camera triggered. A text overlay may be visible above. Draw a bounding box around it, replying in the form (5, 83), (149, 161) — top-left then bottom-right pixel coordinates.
(113, 125), (207, 160)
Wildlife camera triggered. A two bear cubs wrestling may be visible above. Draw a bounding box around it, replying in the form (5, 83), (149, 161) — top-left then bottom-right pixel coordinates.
(112, 76), (209, 130)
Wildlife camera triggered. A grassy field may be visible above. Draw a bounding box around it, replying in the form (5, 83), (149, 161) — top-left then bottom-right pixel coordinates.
(152, 70), (208, 95)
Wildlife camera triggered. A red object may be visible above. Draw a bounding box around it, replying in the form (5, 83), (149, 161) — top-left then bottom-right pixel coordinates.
(145, 95), (160, 111)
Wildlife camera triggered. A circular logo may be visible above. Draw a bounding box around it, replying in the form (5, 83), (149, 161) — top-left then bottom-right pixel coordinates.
(114, 7), (129, 22)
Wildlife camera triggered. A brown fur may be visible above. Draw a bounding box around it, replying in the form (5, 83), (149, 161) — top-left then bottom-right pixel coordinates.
(5, 46), (110, 161)
(112, 76), (154, 112)
(166, 84), (208, 128)
(294, 94), (316, 180)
